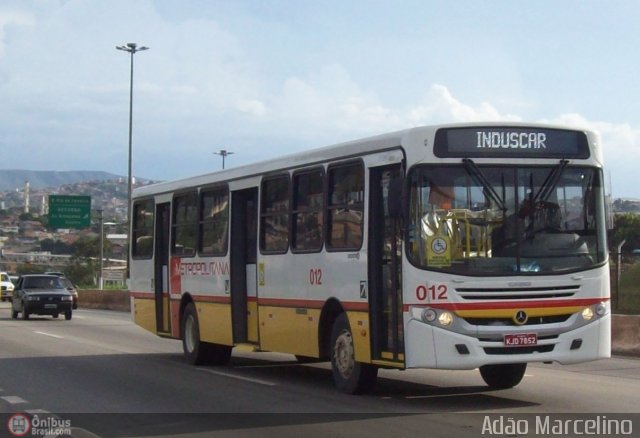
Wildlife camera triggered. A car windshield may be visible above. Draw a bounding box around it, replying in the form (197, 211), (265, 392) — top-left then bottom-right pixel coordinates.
(23, 277), (66, 290)
(407, 164), (607, 275)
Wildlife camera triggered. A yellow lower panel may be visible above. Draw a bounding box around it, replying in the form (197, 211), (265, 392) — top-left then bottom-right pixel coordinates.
(247, 301), (259, 343)
(346, 311), (371, 363)
(259, 306), (319, 357)
(133, 297), (157, 335)
(196, 302), (233, 346)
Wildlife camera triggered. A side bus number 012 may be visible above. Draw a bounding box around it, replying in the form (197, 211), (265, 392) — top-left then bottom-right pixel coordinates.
(416, 284), (448, 301)
(309, 268), (323, 285)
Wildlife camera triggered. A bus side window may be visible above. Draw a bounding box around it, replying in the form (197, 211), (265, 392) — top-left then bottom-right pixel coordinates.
(132, 199), (154, 259)
(292, 168), (324, 252)
(260, 174), (290, 253)
(172, 192), (198, 257)
(327, 162), (364, 250)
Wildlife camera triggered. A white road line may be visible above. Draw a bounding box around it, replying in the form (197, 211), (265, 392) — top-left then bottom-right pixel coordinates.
(1, 396), (28, 404)
(197, 368), (277, 386)
(34, 331), (64, 339)
(25, 409), (50, 414)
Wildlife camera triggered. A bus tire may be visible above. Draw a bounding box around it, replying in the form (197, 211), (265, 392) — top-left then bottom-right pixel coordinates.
(182, 302), (232, 366)
(182, 302), (208, 365)
(330, 313), (378, 394)
(479, 363), (527, 389)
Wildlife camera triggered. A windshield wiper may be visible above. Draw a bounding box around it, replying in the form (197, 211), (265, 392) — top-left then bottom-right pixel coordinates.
(462, 158), (506, 212)
(534, 159), (569, 203)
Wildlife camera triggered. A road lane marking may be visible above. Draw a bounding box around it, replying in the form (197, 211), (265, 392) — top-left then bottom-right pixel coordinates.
(1, 396), (27, 404)
(34, 331), (64, 339)
(197, 368), (277, 386)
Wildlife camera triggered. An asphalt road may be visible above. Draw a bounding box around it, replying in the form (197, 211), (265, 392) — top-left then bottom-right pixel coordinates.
(0, 303), (639, 437)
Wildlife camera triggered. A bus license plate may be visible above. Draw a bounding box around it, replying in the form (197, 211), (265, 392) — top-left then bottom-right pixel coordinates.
(504, 333), (537, 346)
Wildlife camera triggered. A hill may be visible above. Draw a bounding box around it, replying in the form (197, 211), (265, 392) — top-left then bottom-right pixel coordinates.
(0, 170), (125, 191)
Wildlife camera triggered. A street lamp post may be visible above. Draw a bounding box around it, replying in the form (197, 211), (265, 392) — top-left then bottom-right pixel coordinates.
(98, 209), (104, 290)
(116, 42), (148, 278)
(214, 149), (234, 169)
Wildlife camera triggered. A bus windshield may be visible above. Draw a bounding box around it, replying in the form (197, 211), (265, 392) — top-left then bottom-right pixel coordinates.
(408, 164), (607, 275)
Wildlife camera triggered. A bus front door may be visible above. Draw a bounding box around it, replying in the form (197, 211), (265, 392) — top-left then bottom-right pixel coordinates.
(154, 202), (171, 335)
(368, 164), (404, 363)
(230, 188), (259, 344)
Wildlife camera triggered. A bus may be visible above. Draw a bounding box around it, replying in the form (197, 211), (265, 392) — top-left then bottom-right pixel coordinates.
(129, 122), (610, 394)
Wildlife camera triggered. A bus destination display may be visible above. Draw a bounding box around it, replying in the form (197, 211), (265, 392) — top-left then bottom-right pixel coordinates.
(434, 127), (590, 159)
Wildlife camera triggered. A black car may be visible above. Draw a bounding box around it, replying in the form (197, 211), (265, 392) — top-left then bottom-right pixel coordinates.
(45, 272), (78, 309)
(11, 274), (74, 320)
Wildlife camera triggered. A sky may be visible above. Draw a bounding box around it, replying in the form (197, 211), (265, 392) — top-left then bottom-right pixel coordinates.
(1, 0), (639, 197)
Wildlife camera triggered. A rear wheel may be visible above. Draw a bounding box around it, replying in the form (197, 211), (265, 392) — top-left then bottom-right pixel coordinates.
(53, 313), (59, 319)
(330, 313), (378, 394)
(182, 302), (231, 365)
(479, 363), (527, 389)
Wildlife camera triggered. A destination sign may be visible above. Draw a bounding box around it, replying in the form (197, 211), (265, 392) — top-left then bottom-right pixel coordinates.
(433, 127), (590, 159)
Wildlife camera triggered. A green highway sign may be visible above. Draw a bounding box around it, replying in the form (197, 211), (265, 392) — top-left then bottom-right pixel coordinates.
(48, 195), (91, 229)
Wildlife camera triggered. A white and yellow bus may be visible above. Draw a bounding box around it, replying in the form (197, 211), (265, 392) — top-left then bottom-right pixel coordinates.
(129, 123), (610, 393)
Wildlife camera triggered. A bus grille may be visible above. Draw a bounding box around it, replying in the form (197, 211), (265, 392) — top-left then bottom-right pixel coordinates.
(456, 285), (579, 300)
(464, 314), (572, 326)
(484, 345), (555, 355)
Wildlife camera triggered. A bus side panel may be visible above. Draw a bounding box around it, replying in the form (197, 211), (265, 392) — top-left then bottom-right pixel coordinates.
(347, 311), (372, 363)
(247, 298), (259, 343)
(197, 302), (233, 346)
(132, 296), (157, 335)
(258, 305), (319, 356)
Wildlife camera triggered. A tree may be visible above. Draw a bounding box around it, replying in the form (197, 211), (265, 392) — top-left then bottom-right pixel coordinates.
(611, 213), (640, 253)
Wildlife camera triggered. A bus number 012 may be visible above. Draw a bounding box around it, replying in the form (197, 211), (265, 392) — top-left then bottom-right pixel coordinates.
(309, 268), (323, 285)
(416, 284), (447, 301)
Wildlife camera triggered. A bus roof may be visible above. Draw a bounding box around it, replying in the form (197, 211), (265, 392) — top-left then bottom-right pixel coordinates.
(133, 122), (597, 199)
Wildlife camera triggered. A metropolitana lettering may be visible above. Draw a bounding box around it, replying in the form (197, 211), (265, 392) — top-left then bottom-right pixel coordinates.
(180, 261), (229, 276)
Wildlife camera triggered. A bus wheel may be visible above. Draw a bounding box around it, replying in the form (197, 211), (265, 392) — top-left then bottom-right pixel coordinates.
(479, 363), (527, 389)
(330, 313), (378, 394)
(182, 303), (207, 365)
(182, 303), (231, 366)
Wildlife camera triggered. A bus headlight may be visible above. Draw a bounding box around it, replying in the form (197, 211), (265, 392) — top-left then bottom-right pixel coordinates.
(438, 311), (453, 326)
(595, 302), (607, 316)
(581, 307), (594, 321)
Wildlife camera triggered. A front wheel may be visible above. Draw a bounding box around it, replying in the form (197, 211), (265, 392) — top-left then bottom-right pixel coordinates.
(330, 313), (378, 394)
(65, 310), (72, 320)
(479, 363), (527, 389)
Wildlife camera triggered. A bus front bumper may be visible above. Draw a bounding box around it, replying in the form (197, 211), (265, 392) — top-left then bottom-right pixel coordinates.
(404, 313), (611, 370)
